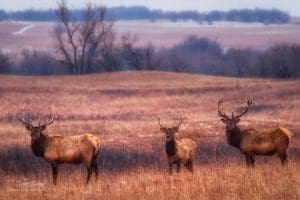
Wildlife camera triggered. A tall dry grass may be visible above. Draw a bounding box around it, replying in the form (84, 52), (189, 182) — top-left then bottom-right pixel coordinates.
(0, 71), (299, 199)
(2, 164), (298, 200)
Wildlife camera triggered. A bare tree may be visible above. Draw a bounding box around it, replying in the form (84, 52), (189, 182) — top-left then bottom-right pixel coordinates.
(120, 33), (142, 70)
(19, 50), (57, 75)
(143, 43), (164, 70)
(53, 0), (114, 74)
(120, 33), (163, 70)
(165, 51), (192, 72)
(0, 52), (11, 74)
(97, 31), (121, 72)
(259, 43), (293, 78)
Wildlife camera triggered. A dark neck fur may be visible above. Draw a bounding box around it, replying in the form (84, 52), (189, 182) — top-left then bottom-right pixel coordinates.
(166, 139), (176, 156)
(226, 126), (243, 149)
(31, 134), (47, 157)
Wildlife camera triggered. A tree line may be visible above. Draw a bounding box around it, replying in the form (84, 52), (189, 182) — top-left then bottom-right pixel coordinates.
(1, 36), (300, 78)
(0, 7), (290, 24)
(0, 1), (298, 78)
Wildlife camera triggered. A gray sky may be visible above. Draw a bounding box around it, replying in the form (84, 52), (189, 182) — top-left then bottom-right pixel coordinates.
(1, 0), (300, 16)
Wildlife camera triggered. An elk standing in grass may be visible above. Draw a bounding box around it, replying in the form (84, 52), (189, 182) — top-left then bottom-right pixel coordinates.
(217, 98), (292, 167)
(19, 115), (101, 185)
(158, 117), (197, 174)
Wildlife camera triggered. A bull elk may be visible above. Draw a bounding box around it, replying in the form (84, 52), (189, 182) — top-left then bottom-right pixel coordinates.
(217, 98), (293, 167)
(19, 115), (101, 185)
(158, 117), (197, 174)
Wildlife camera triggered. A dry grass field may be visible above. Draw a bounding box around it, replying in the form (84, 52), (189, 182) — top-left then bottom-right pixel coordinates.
(0, 71), (299, 199)
(1, 20), (300, 55)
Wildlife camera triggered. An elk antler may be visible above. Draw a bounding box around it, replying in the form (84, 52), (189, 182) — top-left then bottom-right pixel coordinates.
(157, 117), (165, 129)
(217, 99), (231, 120)
(174, 115), (183, 128)
(19, 116), (33, 127)
(233, 97), (253, 119)
(42, 115), (58, 127)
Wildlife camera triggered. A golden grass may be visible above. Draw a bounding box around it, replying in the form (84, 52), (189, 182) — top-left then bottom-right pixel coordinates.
(0, 71), (299, 199)
(2, 164), (298, 200)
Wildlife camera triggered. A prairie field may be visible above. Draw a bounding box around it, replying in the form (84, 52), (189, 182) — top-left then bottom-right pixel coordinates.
(0, 71), (299, 199)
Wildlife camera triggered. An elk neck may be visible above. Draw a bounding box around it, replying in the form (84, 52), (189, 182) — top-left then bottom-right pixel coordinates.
(166, 138), (176, 156)
(226, 126), (243, 149)
(31, 133), (47, 157)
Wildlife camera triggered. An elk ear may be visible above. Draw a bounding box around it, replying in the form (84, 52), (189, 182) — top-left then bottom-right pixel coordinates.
(173, 127), (179, 132)
(160, 127), (167, 132)
(220, 118), (227, 123)
(39, 125), (47, 131)
(234, 118), (241, 124)
(25, 125), (32, 131)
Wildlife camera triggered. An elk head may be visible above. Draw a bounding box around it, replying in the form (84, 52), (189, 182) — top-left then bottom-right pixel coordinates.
(19, 115), (57, 140)
(217, 98), (253, 130)
(158, 116), (183, 142)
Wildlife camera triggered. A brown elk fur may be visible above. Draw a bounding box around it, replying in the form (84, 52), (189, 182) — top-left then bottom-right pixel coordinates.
(218, 99), (292, 167)
(158, 118), (197, 174)
(20, 116), (101, 185)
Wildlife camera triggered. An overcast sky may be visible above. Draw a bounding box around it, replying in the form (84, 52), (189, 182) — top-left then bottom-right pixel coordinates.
(1, 0), (299, 16)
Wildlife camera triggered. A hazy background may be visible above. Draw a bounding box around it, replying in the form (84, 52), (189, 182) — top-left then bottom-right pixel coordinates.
(0, 0), (300, 77)
(1, 0), (300, 16)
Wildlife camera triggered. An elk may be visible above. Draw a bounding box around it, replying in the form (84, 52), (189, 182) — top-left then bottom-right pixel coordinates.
(158, 117), (197, 174)
(19, 115), (101, 185)
(217, 98), (293, 167)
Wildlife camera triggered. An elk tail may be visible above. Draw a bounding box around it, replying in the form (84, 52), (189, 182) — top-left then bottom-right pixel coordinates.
(278, 127), (293, 140)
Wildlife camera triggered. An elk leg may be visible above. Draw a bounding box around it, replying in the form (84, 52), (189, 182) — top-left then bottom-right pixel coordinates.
(278, 152), (287, 166)
(92, 156), (99, 179)
(93, 164), (99, 180)
(246, 154), (255, 167)
(188, 160), (194, 172)
(86, 166), (93, 184)
(176, 162), (181, 173)
(51, 163), (58, 185)
(168, 162), (173, 174)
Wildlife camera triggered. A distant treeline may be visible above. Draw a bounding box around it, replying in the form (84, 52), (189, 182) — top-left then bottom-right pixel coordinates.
(0, 7), (291, 24)
(1, 36), (300, 78)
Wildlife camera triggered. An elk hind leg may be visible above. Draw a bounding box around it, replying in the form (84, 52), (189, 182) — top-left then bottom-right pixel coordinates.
(92, 154), (99, 179)
(187, 160), (194, 172)
(277, 152), (288, 166)
(86, 166), (93, 184)
(84, 150), (96, 184)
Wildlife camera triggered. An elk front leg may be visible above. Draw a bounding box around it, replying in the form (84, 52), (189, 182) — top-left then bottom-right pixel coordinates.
(176, 162), (181, 173)
(245, 153), (255, 167)
(51, 163), (58, 185)
(168, 161), (173, 174)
